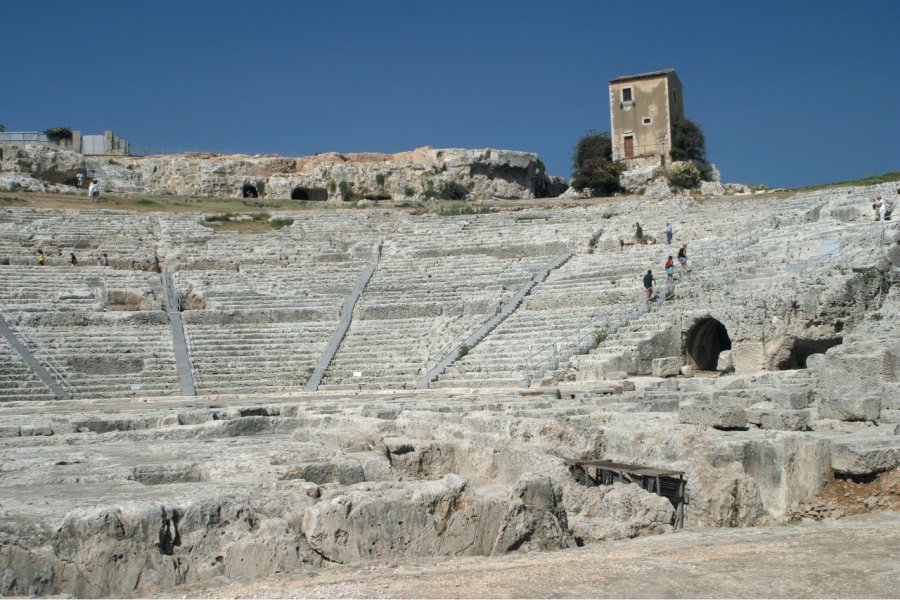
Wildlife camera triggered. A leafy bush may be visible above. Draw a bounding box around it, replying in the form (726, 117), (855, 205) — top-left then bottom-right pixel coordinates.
(670, 118), (706, 162)
(338, 181), (351, 201)
(458, 344), (470, 358)
(571, 157), (623, 196)
(594, 329), (607, 344)
(375, 173), (385, 189)
(571, 131), (621, 196)
(43, 127), (73, 141)
(438, 181), (468, 200)
(666, 163), (702, 189)
(572, 131), (612, 169)
(403, 185), (415, 197)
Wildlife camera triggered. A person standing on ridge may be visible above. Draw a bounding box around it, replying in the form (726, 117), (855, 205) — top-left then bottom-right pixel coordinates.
(37, 249), (45, 266)
(665, 222), (673, 245)
(634, 222), (644, 245)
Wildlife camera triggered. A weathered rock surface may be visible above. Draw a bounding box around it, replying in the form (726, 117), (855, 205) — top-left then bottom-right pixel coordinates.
(819, 396), (881, 422)
(830, 438), (900, 475)
(679, 403), (748, 429)
(0, 177), (899, 597)
(0, 145), (566, 200)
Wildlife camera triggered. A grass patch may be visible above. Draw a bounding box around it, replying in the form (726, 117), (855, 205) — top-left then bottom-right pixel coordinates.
(439, 203), (494, 216)
(792, 171), (900, 192)
(200, 212), (293, 233)
(0, 196), (27, 205)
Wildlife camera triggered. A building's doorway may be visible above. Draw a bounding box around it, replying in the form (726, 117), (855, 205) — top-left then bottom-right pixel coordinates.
(624, 135), (634, 159)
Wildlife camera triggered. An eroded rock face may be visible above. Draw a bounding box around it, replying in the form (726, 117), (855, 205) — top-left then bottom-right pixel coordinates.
(0, 145), (566, 200)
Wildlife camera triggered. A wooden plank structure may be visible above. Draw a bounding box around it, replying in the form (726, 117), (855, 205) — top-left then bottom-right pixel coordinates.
(564, 458), (687, 529)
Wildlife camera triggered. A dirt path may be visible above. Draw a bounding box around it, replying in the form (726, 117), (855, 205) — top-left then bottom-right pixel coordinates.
(170, 512), (899, 598)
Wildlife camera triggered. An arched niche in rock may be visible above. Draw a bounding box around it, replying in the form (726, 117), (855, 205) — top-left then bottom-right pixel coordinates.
(685, 317), (732, 371)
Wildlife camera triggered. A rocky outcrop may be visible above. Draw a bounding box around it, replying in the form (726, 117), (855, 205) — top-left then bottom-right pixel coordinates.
(0, 145), (566, 201)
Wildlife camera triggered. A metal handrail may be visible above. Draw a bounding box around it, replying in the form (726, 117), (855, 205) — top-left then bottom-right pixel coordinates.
(0, 298), (76, 397)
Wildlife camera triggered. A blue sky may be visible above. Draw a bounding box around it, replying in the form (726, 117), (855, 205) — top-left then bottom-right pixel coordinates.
(3, 0), (898, 188)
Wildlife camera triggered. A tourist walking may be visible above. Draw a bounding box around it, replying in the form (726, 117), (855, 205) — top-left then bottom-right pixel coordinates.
(634, 222), (644, 245)
(879, 197), (887, 222)
(665, 222), (673, 245)
(75, 172), (83, 189)
(643, 269), (655, 303)
(37, 249), (45, 266)
(665, 256), (675, 282)
(97, 253), (109, 266)
(677, 244), (688, 275)
(88, 179), (99, 200)
(69, 252), (77, 266)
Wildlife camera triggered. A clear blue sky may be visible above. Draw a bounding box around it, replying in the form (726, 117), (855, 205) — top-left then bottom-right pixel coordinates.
(3, 0), (898, 188)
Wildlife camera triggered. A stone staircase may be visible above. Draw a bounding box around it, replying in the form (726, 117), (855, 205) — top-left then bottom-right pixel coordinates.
(318, 252), (554, 391)
(0, 336), (56, 401)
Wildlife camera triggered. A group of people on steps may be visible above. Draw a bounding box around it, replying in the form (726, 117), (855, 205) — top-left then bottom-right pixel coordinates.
(634, 221), (688, 303)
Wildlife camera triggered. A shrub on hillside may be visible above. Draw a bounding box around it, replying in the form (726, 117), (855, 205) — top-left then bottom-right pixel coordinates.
(572, 131), (612, 170)
(438, 181), (468, 200)
(667, 162), (702, 189)
(571, 131), (621, 196)
(571, 157), (623, 196)
(670, 118), (706, 162)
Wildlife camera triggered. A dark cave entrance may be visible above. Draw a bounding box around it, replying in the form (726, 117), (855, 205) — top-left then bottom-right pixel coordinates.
(241, 184), (259, 198)
(774, 336), (843, 370)
(685, 318), (732, 371)
(291, 187), (329, 201)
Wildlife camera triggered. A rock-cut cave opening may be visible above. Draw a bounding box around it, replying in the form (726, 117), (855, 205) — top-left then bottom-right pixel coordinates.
(685, 318), (732, 371)
(291, 187), (329, 201)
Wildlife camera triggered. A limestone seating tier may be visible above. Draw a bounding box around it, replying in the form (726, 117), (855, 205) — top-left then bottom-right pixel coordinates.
(175, 263), (366, 311)
(18, 315), (181, 399)
(320, 253), (555, 390)
(185, 320), (337, 395)
(0, 208), (160, 266)
(0, 340), (55, 401)
(0, 266), (163, 312)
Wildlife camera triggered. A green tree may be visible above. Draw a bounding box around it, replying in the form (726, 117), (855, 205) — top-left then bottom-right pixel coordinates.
(571, 158), (623, 196)
(571, 131), (621, 196)
(0, 124), (5, 132)
(43, 127), (73, 141)
(572, 131), (612, 170)
(670, 118), (706, 162)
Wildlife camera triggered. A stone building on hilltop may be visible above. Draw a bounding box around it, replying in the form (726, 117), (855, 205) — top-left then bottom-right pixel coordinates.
(609, 69), (683, 168)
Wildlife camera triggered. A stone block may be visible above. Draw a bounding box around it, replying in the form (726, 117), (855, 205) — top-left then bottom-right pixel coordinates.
(606, 371), (628, 380)
(819, 396), (881, 422)
(679, 404), (747, 430)
(0, 425), (21, 437)
(281, 460), (365, 485)
(680, 365), (693, 378)
(758, 409), (811, 431)
(651, 357), (681, 378)
(716, 350), (734, 372)
(830, 438), (900, 475)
